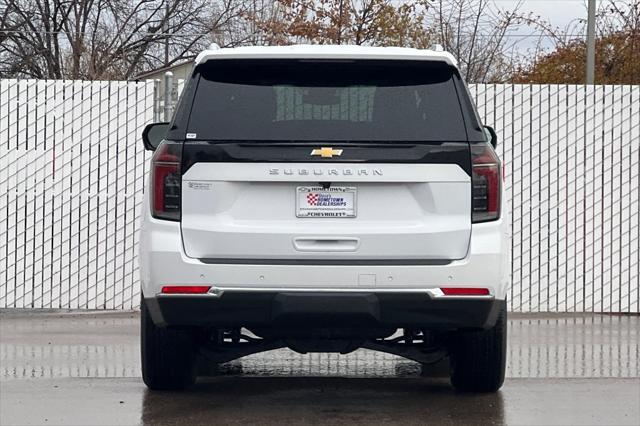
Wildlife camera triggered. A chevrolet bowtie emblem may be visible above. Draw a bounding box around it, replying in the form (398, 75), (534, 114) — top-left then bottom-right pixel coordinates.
(310, 147), (343, 158)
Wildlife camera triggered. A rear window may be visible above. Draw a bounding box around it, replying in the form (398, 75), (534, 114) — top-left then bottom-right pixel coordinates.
(185, 59), (468, 142)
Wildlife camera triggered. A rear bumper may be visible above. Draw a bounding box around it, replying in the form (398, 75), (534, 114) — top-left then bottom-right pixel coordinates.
(138, 192), (511, 329)
(144, 292), (505, 331)
(139, 216), (510, 297)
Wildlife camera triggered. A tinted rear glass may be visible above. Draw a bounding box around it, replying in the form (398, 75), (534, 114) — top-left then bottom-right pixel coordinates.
(187, 60), (467, 142)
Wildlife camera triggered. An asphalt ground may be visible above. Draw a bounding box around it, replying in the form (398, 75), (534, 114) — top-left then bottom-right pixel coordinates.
(1, 311), (638, 425)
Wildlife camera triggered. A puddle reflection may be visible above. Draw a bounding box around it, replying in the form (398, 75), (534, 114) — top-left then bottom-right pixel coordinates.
(140, 377), (506, 425)
(1, 313), (638, 379)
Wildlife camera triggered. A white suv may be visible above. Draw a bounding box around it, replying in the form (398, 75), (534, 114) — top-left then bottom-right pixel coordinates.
(139, 45), (510, 392)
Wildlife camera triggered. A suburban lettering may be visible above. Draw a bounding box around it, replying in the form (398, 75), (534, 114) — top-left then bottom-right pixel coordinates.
(266, 168), (384, 176)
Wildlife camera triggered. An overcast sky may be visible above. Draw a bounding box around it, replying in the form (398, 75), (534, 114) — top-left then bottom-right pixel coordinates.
(497, 0), (590, 29)
(491, 0), (593, 52)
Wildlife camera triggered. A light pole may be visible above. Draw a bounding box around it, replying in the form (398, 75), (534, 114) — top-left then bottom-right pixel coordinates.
(586, 0), (596, 84)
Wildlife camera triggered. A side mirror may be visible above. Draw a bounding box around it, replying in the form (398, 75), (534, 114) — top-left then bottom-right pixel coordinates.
(483, 125), (498, 149)
(142, 122), (170, 151)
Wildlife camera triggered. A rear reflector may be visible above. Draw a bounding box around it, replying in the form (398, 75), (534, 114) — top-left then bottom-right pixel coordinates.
(161, 286), (211, 294)
(440, 287), (490, 296)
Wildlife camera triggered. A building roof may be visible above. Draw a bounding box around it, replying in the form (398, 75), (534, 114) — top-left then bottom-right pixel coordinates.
(195, 45), (458, 68)
(135, 61), (193, 80)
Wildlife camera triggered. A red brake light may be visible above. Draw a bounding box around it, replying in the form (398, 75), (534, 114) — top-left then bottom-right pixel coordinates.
(151, 141), (182, 221)
(161, 286), (211, 294)
(440, 287), (490, 296)
(471, 143), (501, 222)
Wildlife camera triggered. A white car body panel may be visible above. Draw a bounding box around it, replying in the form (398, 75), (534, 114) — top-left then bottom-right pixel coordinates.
(139, 187), (510, 299)
(195, 45), (457, 67)
(180, 162), (471, 261)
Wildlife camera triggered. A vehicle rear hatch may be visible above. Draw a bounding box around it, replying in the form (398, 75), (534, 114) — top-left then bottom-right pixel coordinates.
(176, 59), (475, 262)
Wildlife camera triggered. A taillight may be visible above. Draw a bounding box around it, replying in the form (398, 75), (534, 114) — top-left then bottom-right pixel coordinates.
(161, 285), (211, 294)
(151, 141), (182, 221)
(471, 143), (501, 222)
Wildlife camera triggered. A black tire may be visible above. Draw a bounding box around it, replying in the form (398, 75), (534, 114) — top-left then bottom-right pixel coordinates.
(449, 300), (507, 392)
(141, 298), (198, 390)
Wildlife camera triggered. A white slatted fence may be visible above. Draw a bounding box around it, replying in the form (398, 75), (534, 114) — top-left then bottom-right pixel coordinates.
(0, 80), (153, 309)
(471, 84), (639, 313)
(0, 80), (638, 312)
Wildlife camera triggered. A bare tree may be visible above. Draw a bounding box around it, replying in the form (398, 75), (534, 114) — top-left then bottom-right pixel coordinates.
(244, 0), (431, 47)
(427, 0), (525, 82)
(244, 0), (525, 82)
(0, 0), (536, 82)
(0, 0), (248, 79)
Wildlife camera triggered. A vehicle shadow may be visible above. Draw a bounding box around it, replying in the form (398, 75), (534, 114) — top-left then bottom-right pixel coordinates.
(141, 375), (505, 425)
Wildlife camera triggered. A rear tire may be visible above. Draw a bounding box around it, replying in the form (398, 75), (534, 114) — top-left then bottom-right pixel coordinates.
(449, 300), (507, 392)
(141, 298), (198, 390)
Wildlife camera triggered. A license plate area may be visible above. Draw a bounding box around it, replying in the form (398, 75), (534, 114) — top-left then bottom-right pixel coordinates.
(296, 186), (357, 218)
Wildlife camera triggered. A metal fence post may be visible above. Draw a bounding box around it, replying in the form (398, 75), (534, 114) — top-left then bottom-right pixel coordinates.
(153, 79), (161, 122)
(163, 71), (174, 122)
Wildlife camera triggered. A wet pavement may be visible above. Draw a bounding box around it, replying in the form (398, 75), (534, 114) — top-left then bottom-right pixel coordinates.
(1, 311), (639, 425)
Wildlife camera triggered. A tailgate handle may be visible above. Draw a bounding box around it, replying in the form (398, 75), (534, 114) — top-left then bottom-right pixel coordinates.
(293, 237), (360, 252)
